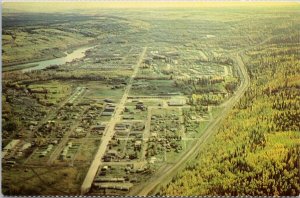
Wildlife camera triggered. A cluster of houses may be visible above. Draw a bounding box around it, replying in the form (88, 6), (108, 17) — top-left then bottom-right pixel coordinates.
(93, 177), (133, 192)
(60, 141), (80, 161)
(150, 111), (182, 140)
(2, 139), (34, 166)
(92, 163), (149, 193)
(38, 144), (54, 158)
(101, 120), (145, 163)
(114, 122), (131, 136)
(122, 101), (148, 120)
(143, 50), (180, 67)
(72, 103), (103, 138)
(92, 124), (106, 136)
(102, 99), (116, 117)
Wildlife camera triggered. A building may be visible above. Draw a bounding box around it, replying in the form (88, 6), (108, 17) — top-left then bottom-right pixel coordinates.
(102, 111), (113, 116)
(115, 123), (130, 131)
(136, 102), (147, 111)
(20, 143), (32, 151)
(134, 141), (142, 150)
(104, 106), (115, 112)
(123, 115), (134, 120)
(168, 98), (186, 106)
(92, 125), (106, 131)
(2, 139), (20, 158)
(92, 124), (106, 131)
(104, 98), (115, 103)
(93, 182), (133, 191)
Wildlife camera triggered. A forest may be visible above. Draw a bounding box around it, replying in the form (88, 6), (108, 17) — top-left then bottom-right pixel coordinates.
(159, 32), (300, 196)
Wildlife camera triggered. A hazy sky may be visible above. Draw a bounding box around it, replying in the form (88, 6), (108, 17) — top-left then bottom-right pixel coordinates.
(3, 2), (298, 13)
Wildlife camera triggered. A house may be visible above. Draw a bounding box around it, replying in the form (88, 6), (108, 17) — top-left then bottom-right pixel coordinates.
(20, 143), (32, 151)
(39, 151), (47, 157)
(93, 183), (133, 191)
(144, 58), (153, 65)
(168, 98), (186, 106)
(46, 144), (54, 152)
(151, 132), (158, 138)
(75, 128), (84, 134)
(149, 156), (157, 164)
(94, 177), (125, 182)
(153, 54), (166, 60)
(123, 115), (134, 120)
(107, 150), (119, 157)
(60, 148), (68, 160)
(134, 141), (142, 150)
(104, 106), (115, 112)
(4, 139), (20, 151)
(29, 121), (38, 126)
(136, 102), (147, 111)
(93, 125), (106, 131)
(103, 150), (120, 161)
(115, 123), (130, 131)
(2, 139), (20, 158)
(102, 111), (113, 116)
(132, 122), (145, 131)
(102, 104), (115, 116)
(104, 98), (115, 103)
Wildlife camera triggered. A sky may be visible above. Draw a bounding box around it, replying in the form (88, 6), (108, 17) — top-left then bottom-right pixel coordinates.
(3, 1), (299, 13)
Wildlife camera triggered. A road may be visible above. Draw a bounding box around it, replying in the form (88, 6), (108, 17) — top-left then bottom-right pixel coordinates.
(46, 87), (87, 165)
(23, 87), (86, 165)
(131, 52), (250, 196)
(33, 87), (86, 138)
(140, 106), (152, 160)
(80, 47), (147, 194)
(47, 105), (88, 165)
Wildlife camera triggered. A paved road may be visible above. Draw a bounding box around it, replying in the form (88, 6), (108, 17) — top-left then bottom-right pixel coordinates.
(80, 47), (147, 194)
(131, 52), (250, 196)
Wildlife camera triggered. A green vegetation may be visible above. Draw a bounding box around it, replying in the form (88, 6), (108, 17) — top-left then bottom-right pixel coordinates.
(27, 81), (72, 106)
(159, 16), (300, 196)
(2, 3), (299, 196)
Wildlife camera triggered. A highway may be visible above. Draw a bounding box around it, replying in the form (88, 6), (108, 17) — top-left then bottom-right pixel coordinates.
(131, 52), (250, 196)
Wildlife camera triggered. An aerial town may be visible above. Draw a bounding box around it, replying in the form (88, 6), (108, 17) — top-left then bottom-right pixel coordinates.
(2, 2), (299, 196)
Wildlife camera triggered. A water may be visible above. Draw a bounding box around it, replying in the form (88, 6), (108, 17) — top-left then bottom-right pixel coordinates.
(18, 46), (94, 72)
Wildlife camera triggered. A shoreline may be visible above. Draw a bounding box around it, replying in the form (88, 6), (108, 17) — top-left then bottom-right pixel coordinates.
(2, 40), (96, 69)
(2, 42), (96, 72)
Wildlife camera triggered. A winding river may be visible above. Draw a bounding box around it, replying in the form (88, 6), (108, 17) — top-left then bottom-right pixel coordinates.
(4, 46), (94, 72)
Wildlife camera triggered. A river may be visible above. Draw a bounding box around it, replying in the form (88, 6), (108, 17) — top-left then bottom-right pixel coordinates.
(3, 46), (94, 72)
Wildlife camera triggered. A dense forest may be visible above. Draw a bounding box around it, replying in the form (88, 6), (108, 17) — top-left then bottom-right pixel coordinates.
(159, 41), (300, 196)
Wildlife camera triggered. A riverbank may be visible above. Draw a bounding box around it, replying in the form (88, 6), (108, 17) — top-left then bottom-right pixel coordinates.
(2, 52), (66, 67)
(2, 40), (96, 69)
(3, 44), (95, 73)
(2, 63), (39, 72)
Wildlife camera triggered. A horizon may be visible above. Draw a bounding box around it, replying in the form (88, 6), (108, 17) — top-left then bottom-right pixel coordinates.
(3, 1), (299, 13)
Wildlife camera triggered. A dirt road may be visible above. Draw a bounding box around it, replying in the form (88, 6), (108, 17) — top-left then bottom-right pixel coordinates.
(80, 47), (147, 194)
